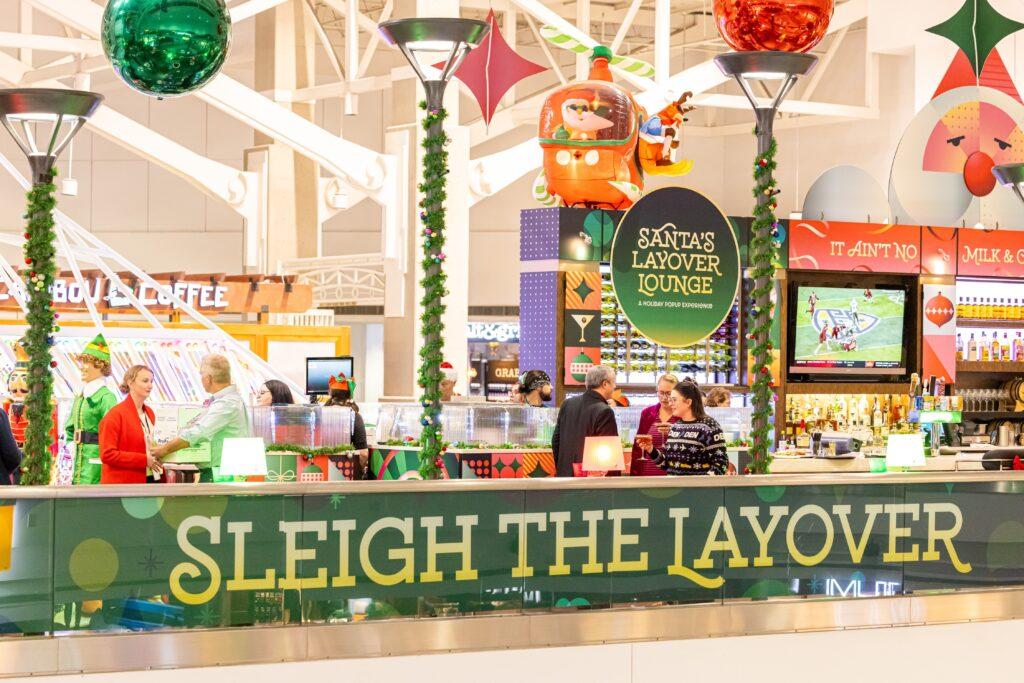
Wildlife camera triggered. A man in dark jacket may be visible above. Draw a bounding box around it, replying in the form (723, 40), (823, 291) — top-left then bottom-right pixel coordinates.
(552, 365), (619, 476)
(0, 410), (22, 484)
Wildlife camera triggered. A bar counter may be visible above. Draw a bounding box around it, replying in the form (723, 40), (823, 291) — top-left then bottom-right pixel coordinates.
(0, 471), (1023, 675)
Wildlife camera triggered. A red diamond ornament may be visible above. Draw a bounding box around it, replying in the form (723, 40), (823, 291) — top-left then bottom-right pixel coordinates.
(434, 10), (547, 126)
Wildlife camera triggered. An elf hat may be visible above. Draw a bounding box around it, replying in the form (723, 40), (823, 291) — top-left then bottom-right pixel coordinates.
(328, 374), (355, 393)
(79, 333), (110, 364)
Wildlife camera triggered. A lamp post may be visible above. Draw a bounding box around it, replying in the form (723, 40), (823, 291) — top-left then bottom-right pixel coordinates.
(0, 88), (102, 483)
(993, 163), (1024, 207)
(378, 18), (488, 476)
(713, 52), (816, 473)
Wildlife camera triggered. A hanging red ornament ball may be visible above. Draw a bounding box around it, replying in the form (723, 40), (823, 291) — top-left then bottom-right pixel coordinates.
(23, 233), (29, 240)
(24, 258), (31, 265)
(713, 0), (834, 53)
(50, 361), (57, 368)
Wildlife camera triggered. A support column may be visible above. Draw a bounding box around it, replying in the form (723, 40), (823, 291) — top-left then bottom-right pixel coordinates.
(253, 0), (321, 269)
(383, 0), (470, 399)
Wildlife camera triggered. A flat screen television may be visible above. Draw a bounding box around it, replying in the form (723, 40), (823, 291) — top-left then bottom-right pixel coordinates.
(787, 283), (910, 378)
(306, 356), (354, 396)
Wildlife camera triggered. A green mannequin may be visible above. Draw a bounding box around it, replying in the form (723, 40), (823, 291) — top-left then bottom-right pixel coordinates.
(66, 334), (118, 485)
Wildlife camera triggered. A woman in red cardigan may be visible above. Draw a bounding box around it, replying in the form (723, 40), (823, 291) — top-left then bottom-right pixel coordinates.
(99, 365), (161, 484)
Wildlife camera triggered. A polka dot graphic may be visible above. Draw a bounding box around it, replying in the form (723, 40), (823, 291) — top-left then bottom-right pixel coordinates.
(69, 539), (119, 592)
(121, 496), (164, 520)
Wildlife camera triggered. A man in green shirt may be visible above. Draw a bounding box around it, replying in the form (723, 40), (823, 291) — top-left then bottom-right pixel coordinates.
(66, 333), (118, 485)
(152, 354), (249, 481)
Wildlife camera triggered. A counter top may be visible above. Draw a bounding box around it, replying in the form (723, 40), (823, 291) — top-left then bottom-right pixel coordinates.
(768, 454), (985, 474)
(5, 467), (1023, 497)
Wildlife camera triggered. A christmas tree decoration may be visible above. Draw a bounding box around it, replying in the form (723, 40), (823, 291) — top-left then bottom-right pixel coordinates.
(0, 89), (100, 484)
(713, 0), (834, 53)
(102, 0), (231, 98)
(379, 17), (489, 478)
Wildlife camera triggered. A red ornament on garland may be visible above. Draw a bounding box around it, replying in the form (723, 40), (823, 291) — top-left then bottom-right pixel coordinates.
(713, 0), (834, 53)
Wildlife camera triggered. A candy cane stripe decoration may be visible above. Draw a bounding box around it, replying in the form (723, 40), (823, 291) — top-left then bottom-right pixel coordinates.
(539, 26), (656, 78)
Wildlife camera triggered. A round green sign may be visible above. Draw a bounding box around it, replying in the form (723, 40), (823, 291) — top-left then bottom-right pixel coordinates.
(610, 187), (740, 348)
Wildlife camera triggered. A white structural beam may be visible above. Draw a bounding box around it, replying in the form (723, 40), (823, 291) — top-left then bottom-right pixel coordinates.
(654, 0), (669, 84)
(230, 0), (291, 22)
(509, 0), (656, 90)
(0, 31), (100, 54)
(27, 0), (395, 201)
(611, 0), (645, 53)
(0, 51), (257, 219)
(19, 54), (107, 84)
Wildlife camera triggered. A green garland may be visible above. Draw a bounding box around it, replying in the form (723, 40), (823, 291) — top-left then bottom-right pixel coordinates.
(20, 170), (59, 486)
(265, 443), (355, 458)
(748, 138), (780, 474)
(415, 102), (449, 478)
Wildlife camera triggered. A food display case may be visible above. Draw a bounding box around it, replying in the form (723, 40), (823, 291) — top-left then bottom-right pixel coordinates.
(371, 403), (560, 480)
(251, 405), (357, 482)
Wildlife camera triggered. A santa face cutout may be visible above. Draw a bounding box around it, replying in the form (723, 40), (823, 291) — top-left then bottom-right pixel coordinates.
(889, 51), (1024, 228)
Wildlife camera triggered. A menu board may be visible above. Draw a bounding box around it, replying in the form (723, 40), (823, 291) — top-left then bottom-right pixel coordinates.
(151, 405), (211, 464)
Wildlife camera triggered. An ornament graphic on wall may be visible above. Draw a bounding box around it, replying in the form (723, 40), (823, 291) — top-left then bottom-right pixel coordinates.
(571, 314), (595, 343)
(925, 291), (955, 329)
(889, 0), (1024, 227)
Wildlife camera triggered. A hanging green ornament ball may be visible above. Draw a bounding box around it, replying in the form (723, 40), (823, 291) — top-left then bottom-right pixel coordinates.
(102, 0), (231, 98)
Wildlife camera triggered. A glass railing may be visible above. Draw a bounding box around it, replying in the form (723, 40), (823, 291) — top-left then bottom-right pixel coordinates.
(0, 474), (1018, 635)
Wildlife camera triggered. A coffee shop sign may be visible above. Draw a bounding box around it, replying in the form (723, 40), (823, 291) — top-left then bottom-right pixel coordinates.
(467, 323), (519, 343)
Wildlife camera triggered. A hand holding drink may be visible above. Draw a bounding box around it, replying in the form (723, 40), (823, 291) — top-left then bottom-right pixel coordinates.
(636, 434), (653, 456)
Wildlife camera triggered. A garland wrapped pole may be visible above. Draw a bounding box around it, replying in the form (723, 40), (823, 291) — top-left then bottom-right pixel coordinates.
(377, 18), (490, 478)
(416, 95), (449, 477)
(0, 89), (102, 484)
(713, 53), (817, 473)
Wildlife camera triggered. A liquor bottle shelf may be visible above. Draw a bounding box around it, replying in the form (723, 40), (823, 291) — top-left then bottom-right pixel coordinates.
(957, 319), (1024, 329)
(962, 410), (1024, 420)
(784, 382), (911, 395)
(956, 361), (1024, 373)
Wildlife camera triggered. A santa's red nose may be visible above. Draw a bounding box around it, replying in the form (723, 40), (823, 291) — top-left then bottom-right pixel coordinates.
(964, 151), (997, 196)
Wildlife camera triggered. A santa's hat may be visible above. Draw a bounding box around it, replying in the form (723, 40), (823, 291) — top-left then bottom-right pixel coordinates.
(440, 362), (458, 382)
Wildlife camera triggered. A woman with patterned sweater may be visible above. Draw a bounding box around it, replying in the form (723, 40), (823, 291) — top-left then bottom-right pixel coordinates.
(637, 380), (727, 475)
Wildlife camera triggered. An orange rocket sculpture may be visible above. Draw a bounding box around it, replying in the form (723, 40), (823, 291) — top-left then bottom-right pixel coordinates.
(536, 45), (694, 210)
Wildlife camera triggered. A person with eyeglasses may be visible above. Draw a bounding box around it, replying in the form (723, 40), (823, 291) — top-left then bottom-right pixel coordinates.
(255, 379), (295, 407)
(630, 373), (679, 475)
(637, 380), (728, 476)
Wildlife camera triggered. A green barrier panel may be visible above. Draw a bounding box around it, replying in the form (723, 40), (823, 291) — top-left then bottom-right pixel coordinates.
(1, 479), (1019, 636)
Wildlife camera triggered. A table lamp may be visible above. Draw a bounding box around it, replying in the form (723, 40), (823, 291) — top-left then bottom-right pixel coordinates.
(581, 436), (625, 476)
(218, 438), (268, 479)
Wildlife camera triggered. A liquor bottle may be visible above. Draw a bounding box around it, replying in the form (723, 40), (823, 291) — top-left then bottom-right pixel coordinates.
(1015, 332), (1024, 361)
(992, 333), (1002, 362)
(956, 295), (964, 319)
(981, 332), (990, 362)
(872, 398), (883, 428)
(1003, 332), (1013, 362)
(968, 333), (978, 361)
(956, 333), (964, 362)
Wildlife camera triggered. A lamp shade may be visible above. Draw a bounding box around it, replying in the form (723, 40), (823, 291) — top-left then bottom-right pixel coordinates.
(378, 17), (489, 86)
(219, 438), (268, 477)
(581, 436), (625, 473)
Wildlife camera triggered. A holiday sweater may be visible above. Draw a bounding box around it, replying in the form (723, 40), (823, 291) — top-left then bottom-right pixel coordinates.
(651, 417), (727, 475)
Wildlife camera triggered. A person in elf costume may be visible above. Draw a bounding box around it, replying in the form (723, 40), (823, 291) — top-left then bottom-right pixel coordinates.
(65, 334), (118, 485)
(2, 342), (59, 478)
